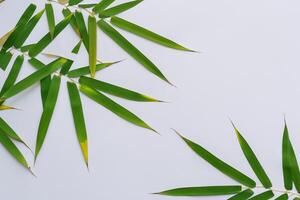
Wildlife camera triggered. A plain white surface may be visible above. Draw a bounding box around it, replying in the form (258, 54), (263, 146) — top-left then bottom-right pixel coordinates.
(1, 0), (300, 199)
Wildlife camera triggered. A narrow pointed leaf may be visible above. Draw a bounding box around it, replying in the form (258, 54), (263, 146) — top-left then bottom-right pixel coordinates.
(67, 82), (88, 167)
(69, 0), (83, 6)
(88, 15), (97, 78)
(228, 189), (254, 200)
(62, 8), (80, 37)
(16, 4), (37, 27)
(20, 44), (35, 52)
(156, 186), (241, 196)
(0, 105), (16, 110)
(232, 124), (272, 188)
(79, 76), (160, 102)
(79, 84), (154, 131)
(0, 28), (15, 46)
(45, 4), (55, 39)
(78, 3), (97, 8)
(93, 0), (115, 13)
(0, 55), (24, 96)
(0, 51), (12, 70)
(274, 194), (289, 200)
(72, 40), (82, 54)
(98, 20), (170, 84)
(98, 0), (143, 18)
(74, 11), (89, 50)
(60, 59), (74, 75)
(282, 122), (293, 190)
(175, 131), (256, 188)
(287, 135), (300, 192)
(67, 62), (119, 78)
(34, 75), (61, 161)
(248, 190), (274, 200)
(111, 17), (194, 52)
(28, 15), (72, 57)
(1, 58), (66, 100)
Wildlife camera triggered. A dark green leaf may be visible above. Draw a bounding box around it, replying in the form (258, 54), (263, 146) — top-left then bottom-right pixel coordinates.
(274, 194), (289, 200)
(72, 40), (82, 54)
(248, 190), (274, 200)
(228, 189), (254, 200)
(69, 0), (83, 6)
(288, 134), (300, 192)
(20, 44), (35, 52)
(98, 20), (170, 84)
(78, 3), (97, 8)
(45, 4), (55, 39)
(88, 15), (97, 77)
(60, 59), (74, 75)
(16, 4), (37, 27)
(93, 0), (115, 13)
(0, 51), (12, 70)
(62, 8), (80, 37)
(98, 0), (143, 18)
(282, 121), (293, 190)
(74, 10), (89, 50)
(0, 29), (15, 46)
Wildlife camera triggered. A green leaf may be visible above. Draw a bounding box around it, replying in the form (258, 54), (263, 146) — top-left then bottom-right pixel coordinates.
(79, 84), (155, 132)
(93, 0), (115, 13)
(62, 8), (80, 37)
(78, 3), (97, 8)
(0, 28), (15, 46)
(228, 189), (254, 200)
(0, 51), (12, 70)
(34, 75), (61, 161)
(67, 61), (119, 78)
(16, 4), (37, 27)
(174, 130), (256, 188)
(98, 20), (170, 84)
(14, 9), (45, 48)
(45, 4), (55, 39)
(67, 82), (88, 167)
(74, 10), (89, 50)
(110, 17), (194, 52)
(28, 57), (46, 70)
(232, 123), (272, 188)
(28, 14), (72, 57)
(155, 185), (242, 196)
(248, 190), (274, 200)
(20, 44), (35, 52)
(60, 59), (74, 75)
(1, 58), (66, 100)
(282, 121), (293, 190)
(294, 198), (300, 200)
(69, 0), (83, 6)
(72, 40), (82, 54)
(287, 133), (300, 192)
(0, 55), (24, 96)
(88, 15), (97, 78)
(274, 194), (289, 200)
(79, 76), (160, 102)
(98, 0), (143, 18)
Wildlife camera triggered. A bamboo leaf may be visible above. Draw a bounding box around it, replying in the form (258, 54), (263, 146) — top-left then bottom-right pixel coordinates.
(232, 123), (272, 188)
(62, 8), (80, 37)
(72, 40), (82, 54)
(14, 9), (45, 48)
(60, 59), (74, 75)
(79, 76), (160, 102)
(248, 190), (274, 200)
(20, 44), (35, 52)
(98, 20), (171, 84)
(274, 194), (289, 200)
(287, 132), (300, 192)
(155, 186), (242, 196)
(67, 82), (88, 167)
(67, 61), (119, 78)
(98, 0), (143, 18)
(282, 121), (293, 190)
(1, 58), (66, 100)
(28, 14), (72, 57)
(88, 15), (97, 78)
(34, 75), (61, 161)
(110, 17), (194, 52)
(93, 0), (115, 13)
(0, 105), (17, 110)
(74, 10), (89, 50)
(228, 189), (254, 200)
(78, 3), (97, 8)
(79, 84), (155, 132)
(294, 198), (300, 200)
(45, 4), (55, 39)
(174, 130), (256, 188)
(69, 0), (83, 6)
(0, 28), (15, 46)
(0, 51), (12, 70)
(0, 55), (24, 96)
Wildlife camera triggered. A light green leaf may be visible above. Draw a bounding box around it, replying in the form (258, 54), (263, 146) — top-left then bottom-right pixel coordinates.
(67, 82), (88, 167)
(274, 194), (289, 200)
(155, 186), (242, 196)
(110, 17), (194, 52)
(228, 189), (254, 200)
(34, 75), (61, 161)
(98, 0), (143, 18)
(60, 59), (74, 75)
(93, 0), (115, 13)
(98, 20), (171, 84)
(79, 76), (161, 102)
(248, 190), (274, 200)
(45, 4), (55, 39)
(28, 14), (72, 57)
(79, 84), (155, 132)
(174, 130), (256, 188)
(72, 40), (82, 54)
(0, 51), (12, 70)
(0, 28), (15, 46)
(232, 123), (272, 188)
(88, 15), (97, 78)
(69, 0), (83, 6)
(1, 58), (66, 100)
(74, 10), (89, 50)
(282, 121), (293, 190)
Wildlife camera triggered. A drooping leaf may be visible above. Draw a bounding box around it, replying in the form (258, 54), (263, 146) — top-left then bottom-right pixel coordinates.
(110, 17), (194, 52)
(93, 0), (115, 13)
(79, 76), (160, 102)
(174, 130), (256, 188)
(34, 75), (61, 161)
(28, 14), (72, 57)
(79, 84), (155, 132)
(0, 55), (24, 96)
(274, 194), (289, 200)
(74, 10), (89, 50)
(62, 8), (80, 37)
(0, 28), (15, 46)
(98, 0), (143, 18)
(282, 121), (293, 190)
(67, 61), (119, 78)
(98, 20), (170, 84)
(67, 82), (88, 167)
(72, 40), (82, 54)
(14, 9), (45, 48)
(1, 58), (66, 100)
(45, 4), (55, 39)
(60, 59), (74, 75)
(248, 190), (274, 200)
(155, 186), (242, 196)
(88, 15), (97, 78)
(232, 123), (272, 188)
(68, 0), (83, 6)
(78, 3), (97, 8)
(227, 189), (254, 200)
(0, 51), (12, 70)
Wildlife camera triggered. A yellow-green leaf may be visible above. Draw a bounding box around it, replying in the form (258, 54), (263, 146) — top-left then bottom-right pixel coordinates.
(74, 10), (89, 50)
(88, 15), (97, 78)
(72, 40), (82, 54)
(0, 105), (17, 110)
(98, 0), (143, 18)
(62, 8), (80, 37)
(0, 28), (15, 46)
(45, 4), (55, 39)
(93, 0), (115, 13)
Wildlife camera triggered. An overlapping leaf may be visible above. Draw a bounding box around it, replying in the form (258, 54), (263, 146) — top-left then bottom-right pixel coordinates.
(98, 0), (143, 18)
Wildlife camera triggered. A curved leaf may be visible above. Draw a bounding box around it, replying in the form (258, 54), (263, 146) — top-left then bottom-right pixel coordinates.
(274, 194), (289, 200)
(98, 0), (143, 18)
(228, 189), (254, 200)
(0, 28), (15, 46)
(45, 4), (55, 39)
(88, 15), (97, 78)
(248, 190), (274, 200)
(93, 0), (115, 13)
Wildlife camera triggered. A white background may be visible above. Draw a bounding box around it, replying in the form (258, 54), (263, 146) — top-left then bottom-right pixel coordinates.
(1, 0), (300, 199)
